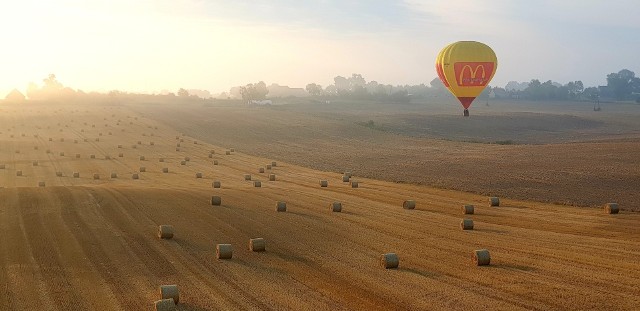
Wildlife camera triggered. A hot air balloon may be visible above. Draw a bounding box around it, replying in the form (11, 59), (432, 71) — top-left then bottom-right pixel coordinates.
(435, 41), (497, 116)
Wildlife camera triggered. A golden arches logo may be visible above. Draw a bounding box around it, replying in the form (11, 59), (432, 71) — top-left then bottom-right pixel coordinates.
(453, 62), (495, 87)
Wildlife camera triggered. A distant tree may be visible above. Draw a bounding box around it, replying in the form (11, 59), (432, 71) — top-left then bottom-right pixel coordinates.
(582, 87), (600, 100)
(177, 88), (189, 97)
(239, 81), (269, 102)
(305, 83), (323, 96)
(607, 69), (639, 100)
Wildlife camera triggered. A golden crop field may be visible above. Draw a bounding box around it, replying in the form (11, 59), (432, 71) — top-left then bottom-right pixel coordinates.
(0, 101), (638, 310)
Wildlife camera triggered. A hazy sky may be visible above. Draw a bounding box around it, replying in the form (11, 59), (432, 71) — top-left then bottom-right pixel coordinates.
(1, 0), (639, 96)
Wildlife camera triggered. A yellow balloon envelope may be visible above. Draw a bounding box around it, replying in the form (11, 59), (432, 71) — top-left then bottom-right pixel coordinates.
(435, 41), (497, 114)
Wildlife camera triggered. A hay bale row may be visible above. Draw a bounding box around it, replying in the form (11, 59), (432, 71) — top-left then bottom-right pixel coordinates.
(212, 181), (221, 188)
(330, 202), (342, 212)
(111, 172), (118, 178)
(73, 172), (80, 178)
(249, 238), (265, 252)
(158, 225), (174, 239)
(211, 196), (221, 206)
(132, 173), (139, 179)
(244, 174), (251, 181)
(604, 203), (619, 214)
(159, 285), (179, 304)
(489, 197), (500, 207)
(403, 200), (416, 210)
(213, 160), (219, 165)
(269, 174), (276, 181)
(473, 249), (491, 266)
(462, 205), (475, 214)
(56, 172), (63, 177)
(342, 175), (350, 182)
(460, 219), (474, 230)
(381, 253), (399, 269)
(258, 167), (265, 173)
(350, 181), (359, 188)
(154, 298), (176, 311)
(253, 181), (262, 187)
(140, 167), (146, 172)
(216, 244), (232, 259)
(93, 173), (100, 180)
(38, 181), (45, 187)
(163, 168), (169, 173)
(16, 170), (22, 176)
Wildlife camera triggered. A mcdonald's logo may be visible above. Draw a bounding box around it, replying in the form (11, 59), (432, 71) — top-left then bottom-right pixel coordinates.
(454, 62), (495, 87)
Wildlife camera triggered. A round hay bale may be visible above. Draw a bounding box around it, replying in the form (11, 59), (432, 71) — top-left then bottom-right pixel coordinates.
(34, 146), (38, 150)
(330, 202), (342, 212)
(118, 153), (124, 157)
(342, 175), (350, 182)
(137, 141), (142, 145)
(211, 196), (221, 206)
(93, 173), (100, 180)
(84, 138), (88, 142)
(132, 173), (139, 179)
(210, 150), (215, 154)
(208, 154), (213, 158)
(403, 200), (416, 210)
(253, 181), (262, 187)
(176, 143), (181, 147)
(56, 172), (63, 177)
(32, 161), (38, 166)
(320, 180), (328, 187)
(111, 172), (118, 179)
(276, 201), (286, 212)
(343, 171), (352, 177)
(73, 172), (80, 178)
(158, 225), (174, 239)
(266, 164), (271, 170)
(460, 219), (474, 230)
(132, 145), (137, 149)
(49, 138), (53, 141)
(38, 181), (45, 187)
(95, 138), (99, 142)
(75, 154), (81, 158)
(249, 238), (266, 252)
(350, 181), (359, 188)
(59, 152), (65, 156)
(184, 157), (190, 161)
(159, 285), (179, 304)
(381, 253), (399, 269)
(225, 151), (231, 155)
(269, 174), (276, 181)
(195, 172), (203, 178)
(139, 167), (146, 172)
(154, 299), (176, 311)
(193, 141), (197, 144)
(175, 148), (180, 152)
(462, 205), (475, 214)
(213, 160), (218, 165)
(16, 170), (22, 176)
(271, 161), (277, 167)
(216, 244), (233, 259)
(259, 168), (265, 173)
(74, 140), (78, 144)
(162, 168), (169, 173)
(244, 174), (251, 181)
(212, 181), (221, 188)
(489, 197), (500, 207)
(105, 155), (111, 160)
(60, 138), (64, 142)
(159, 158), (164, 162)
(473, 249), (491, 266)
(230, 148), (235, 152)
(90, 154), (96, 159)
(604, 203), (619, 214)
(118, 144), (122, 148)
(0, 164), (5, 169)
(15, 150), (20, 154)
(46, 149), (51, 154)
(139, 156), (145, 161)
(179, 160), (186, 165)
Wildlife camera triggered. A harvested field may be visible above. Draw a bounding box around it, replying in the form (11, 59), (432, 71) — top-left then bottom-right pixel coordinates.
(0, 102), (638, 310)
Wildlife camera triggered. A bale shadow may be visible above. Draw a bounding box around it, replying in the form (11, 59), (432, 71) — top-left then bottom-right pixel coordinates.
(401, 268), (439, 279)
(285, 210), (322, 221)
(474, 228), (509, 234)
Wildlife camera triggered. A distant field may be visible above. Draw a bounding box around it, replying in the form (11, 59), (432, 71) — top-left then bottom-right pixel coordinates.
(137, 98), (640, 211)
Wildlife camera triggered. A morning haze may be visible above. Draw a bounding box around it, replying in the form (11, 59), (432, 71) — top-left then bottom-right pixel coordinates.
(1, 1), (639, 310)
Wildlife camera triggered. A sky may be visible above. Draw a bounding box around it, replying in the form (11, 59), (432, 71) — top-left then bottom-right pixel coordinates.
(1, 0), (639, 96)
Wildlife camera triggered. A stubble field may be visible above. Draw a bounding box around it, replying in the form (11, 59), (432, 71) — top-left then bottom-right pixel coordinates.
(0, 100), (638, 310)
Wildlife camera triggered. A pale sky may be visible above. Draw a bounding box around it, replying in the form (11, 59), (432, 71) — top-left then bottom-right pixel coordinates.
(1, 0), (639, 97)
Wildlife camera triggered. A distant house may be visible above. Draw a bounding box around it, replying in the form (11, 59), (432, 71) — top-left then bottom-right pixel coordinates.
(5, 89), (26, 102)
(249, 100), (272, 106)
